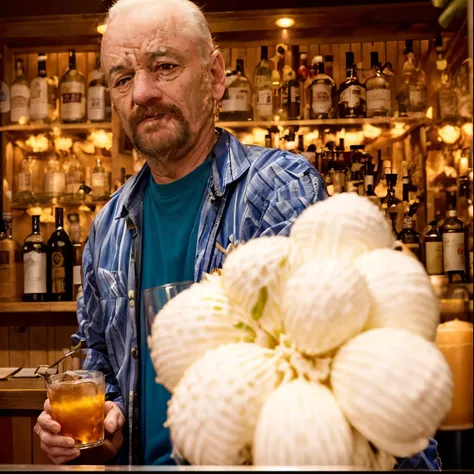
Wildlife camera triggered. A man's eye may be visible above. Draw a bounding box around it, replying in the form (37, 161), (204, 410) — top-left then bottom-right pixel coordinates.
(115, 77), (132, 87)
(156, 64), (178, 73)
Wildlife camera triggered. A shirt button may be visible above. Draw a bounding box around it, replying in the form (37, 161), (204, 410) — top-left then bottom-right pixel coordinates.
(130, 300), (135, 308)
(131, 347), (138, 359)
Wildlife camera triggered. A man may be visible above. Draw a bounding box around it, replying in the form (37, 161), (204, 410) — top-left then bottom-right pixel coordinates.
(34, 0), (327, 465)
(34, 0), (441, 469)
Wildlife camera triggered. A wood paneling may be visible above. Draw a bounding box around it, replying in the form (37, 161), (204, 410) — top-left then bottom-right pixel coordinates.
(12, 416), (32, 463)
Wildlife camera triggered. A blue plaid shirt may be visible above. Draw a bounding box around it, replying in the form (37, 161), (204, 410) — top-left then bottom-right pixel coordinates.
(72, 128), (440, 468)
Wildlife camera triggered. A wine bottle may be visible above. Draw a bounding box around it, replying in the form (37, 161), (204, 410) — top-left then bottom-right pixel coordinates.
(47, 207), (73, 301)
(23, 215), (47, 302)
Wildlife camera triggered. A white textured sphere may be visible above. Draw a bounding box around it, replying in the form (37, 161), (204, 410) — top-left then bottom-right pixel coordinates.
(167, 343), (280, 465)
(221, 236), (302, 339)
(290, 193), (395, 263)
(149, 278), (247, 392)
(331, 328), (453, 458)
(253, 379), (353, 466)
(282, 259), (371, 356)
(352, 429), (396, 471)
(354, 249), (440, 341)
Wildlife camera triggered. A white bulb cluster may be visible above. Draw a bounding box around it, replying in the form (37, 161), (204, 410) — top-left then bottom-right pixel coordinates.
(149, 193), (453, 467)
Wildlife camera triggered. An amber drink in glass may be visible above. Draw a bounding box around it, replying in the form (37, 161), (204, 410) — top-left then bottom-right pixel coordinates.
(46, 370), (105, 449)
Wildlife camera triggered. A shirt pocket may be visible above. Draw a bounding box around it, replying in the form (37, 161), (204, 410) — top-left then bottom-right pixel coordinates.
(97, 268), (128, 298)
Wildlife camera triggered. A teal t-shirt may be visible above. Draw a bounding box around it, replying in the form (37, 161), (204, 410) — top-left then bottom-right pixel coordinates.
(140, 161), (212, 465)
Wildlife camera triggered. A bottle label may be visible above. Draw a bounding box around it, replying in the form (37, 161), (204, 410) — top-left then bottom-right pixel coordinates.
(311, 84), (332, 114)
(18, 172), (32, 192)
(24, 252), (46, 294)
(221, 87), (251, 112)
(46, 172), (66, 195)
(367, 89), (390, 114)
(61, 82), (85, 120)
(340, 85), (365, 108)
(443, 232), (465, 272)
(425, 241), (443, 275)
(409, 88), (427, 109)
(11, 84), (30, 122)
(0, 81), (11, 114)
(73, 265), (82, 286)
(438, 89), (457, 119)
(30, 77), (49, 120)
(281, 87), (288, 104)
(87, 85), (106, 121)
(290, 86), (300, 104)
(51, 251), (66, 294)
(66, 182), (81, 194)
(256, 89), (272, 118)
(0, 250), (16, 299)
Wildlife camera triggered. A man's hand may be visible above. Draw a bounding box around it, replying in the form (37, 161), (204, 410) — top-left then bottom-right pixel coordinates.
(34, 399), (125, 465)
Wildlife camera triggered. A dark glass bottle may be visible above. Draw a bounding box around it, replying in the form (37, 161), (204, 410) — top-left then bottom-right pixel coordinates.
(47, 207), (73, 301)
(338, 51), (366, 118)
(23, 215), (47, 302)
(399, 214), (421, 261)
(441, 194), (467, 283)
(285, 45), (301, 119)
(424, 220), (444, 275)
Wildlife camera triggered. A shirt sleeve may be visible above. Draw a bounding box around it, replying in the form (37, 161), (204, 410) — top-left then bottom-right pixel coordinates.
(395, 438), (442, 470)
(71, 224), (125, 416)
(243, 152), (328, 239)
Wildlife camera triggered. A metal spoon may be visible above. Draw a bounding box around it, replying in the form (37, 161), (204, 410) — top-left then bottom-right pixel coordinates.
(34, 344), (84, 378)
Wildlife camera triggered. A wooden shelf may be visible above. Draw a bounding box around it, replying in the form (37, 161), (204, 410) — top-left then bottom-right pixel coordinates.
(216, 117), (426, 129)
(0, 302), (77, 314)
(0, 122), (112, 133)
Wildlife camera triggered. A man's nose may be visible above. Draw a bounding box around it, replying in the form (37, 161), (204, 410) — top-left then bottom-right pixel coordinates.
(132, 71), (163, 106)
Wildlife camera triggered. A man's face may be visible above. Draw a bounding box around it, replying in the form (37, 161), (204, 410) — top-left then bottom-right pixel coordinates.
(101, 12), (219, 158)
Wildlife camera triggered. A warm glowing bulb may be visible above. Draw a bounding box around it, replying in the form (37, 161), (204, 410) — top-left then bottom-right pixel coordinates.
(26, 134), (50, 153)
(339, 128), (346, 139)
(275, 17), (295, 28)
(438, 124), (461, 145)
(363, 123), (382, 139)
(462, 122), (473, 137)
(391, 122), (408, 138)
(97, 23), (107, 35)
(425, 106), (433, 119)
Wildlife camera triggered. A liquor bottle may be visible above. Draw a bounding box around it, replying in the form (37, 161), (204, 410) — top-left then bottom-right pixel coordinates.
(59, 49), (86, 123)
(271, 45), (286, 118)
(18, 156), (33, 193)
(30, 53), (50, 122)
(254, 47), (273, 121)
(324, 55), (334, 81)
(67, 213), (82, 300)
(297, 52), (309, 115)
(435, 33), (458, 122)
(10, 59), (30, 124)
(23, 215), (47, 302)
(366, 182), (381, 208)
(220, 59), (252, 121)
(310, 56), (336, 119)
(283, 45), (301, 120)
(47, 207), (73, 301)
(91, 158), (107, 198)
(338, 51), (366, 118)
(441, 193), (467, 283)
(0, 213), (23, 301)
(424, 220), (444, 275)
(65, 153), (84, 195)
(45, 153), (66, 197)
(366, 51), (391, 117)
(87, 53), (107, 122)
(382, 173), (402, 236)
(399, 214), (422, 261)
(303, 58), (317, 119)
(0, 80), (10, 118)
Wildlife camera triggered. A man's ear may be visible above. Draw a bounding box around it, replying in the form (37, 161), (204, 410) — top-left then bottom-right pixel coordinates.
(208, 50), (226, 102)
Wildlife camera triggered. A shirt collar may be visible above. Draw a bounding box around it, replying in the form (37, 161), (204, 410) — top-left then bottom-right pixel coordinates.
(114, 127), (252, 220)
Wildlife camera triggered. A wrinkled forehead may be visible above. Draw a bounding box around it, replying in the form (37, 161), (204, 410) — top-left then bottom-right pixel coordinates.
(102, 8), (200, 71)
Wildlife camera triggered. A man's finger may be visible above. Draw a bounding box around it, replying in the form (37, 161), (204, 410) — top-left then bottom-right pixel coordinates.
(41, 443), (80, 459)
(43, 398), (51, 413)
(38, 430), (75, 448)
(104, 402), (123, 434)
(37, 411), (61, 434)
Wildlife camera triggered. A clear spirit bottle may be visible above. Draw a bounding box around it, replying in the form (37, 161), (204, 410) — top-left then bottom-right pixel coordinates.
(59, 49), (86, 123)
(0, 213), (23, 301)
(219, 59), (252, 121)
(87, 53), (107, 122)
(366, 51), (391, 117)
(310, 56), (336, 119)
(18, 156), (33, 194)
(254, 47), (273, 121)
(10, 59), (30, 124)
(91, 158), (107, 199)
(66, 153), (85, 196)
(435, 34), (458, 122)
(45, 153), (66, 197)
(30, 53), (50, 123)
